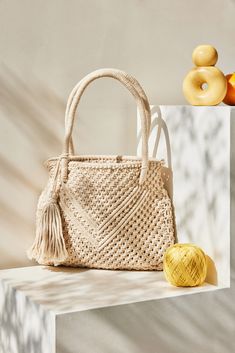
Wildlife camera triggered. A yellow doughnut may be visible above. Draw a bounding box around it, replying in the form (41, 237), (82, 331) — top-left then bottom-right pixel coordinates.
(183, 66), (227, 105)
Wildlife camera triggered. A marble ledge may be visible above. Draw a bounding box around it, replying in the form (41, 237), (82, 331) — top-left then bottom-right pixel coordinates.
(0, 265), (219, 315)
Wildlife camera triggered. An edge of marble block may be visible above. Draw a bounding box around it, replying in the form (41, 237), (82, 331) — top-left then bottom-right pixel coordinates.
(0, 275), (56, 353)
(138, 105), (232, 290)
(0, 266), (226, 316)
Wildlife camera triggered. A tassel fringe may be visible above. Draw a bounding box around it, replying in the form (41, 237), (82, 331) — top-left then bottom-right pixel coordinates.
(27, 199), (68, 265)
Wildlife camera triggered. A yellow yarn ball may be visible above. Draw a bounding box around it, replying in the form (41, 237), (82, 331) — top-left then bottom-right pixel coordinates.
(163, 243), (207, 287)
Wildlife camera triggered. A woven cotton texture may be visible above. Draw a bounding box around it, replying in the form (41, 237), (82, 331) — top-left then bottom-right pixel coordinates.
(29, 68), (175, 270)
(37, 156), (175, 270)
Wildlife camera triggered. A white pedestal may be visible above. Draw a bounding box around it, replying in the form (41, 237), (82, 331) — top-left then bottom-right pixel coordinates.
(138, 105), (232, 289)
(0, 106), (233, 353)
(0, 265), (218, 353)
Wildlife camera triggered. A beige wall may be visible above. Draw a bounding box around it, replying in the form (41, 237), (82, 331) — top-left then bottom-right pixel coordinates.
(0, 2), (235, 351)
(1, 0), (235, 269)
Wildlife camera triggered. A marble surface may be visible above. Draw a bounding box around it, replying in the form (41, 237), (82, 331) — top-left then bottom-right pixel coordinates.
(0, 271), (55, 353)
(0, 105), (233, 353)
(0, 266), (216, 315)
(0, 263), (232, 353)
(138, 106), (231, 288)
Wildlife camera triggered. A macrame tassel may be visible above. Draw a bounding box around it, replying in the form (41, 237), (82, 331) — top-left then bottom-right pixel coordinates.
(27, 197), (68, 264)
(28, 155), (69, 264)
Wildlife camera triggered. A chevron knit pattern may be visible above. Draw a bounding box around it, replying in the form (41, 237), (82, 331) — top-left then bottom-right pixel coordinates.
(35, 156), (175, 270)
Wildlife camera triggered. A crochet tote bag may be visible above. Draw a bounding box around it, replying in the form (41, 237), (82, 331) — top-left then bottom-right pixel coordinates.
(28, 69), (175, 270)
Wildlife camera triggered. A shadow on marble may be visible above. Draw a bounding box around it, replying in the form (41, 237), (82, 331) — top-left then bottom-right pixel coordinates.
(0, 280), (53, 353)
(147, 106), (230, 288)
(0, 265), (216, 317)
(57, 283), (235, 353)
(205, 255), (218, 285)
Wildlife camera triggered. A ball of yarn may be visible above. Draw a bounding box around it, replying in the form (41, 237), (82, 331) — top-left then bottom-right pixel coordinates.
(163, 244), (207, 287)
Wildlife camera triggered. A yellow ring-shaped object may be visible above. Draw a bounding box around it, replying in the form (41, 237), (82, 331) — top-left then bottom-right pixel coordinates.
(183, 67), (227, 105)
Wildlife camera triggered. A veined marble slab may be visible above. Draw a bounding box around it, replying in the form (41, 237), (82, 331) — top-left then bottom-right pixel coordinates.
(138, 105), (232, 288)
(0, 265), (217, 353)
(0, 106), (233, 353)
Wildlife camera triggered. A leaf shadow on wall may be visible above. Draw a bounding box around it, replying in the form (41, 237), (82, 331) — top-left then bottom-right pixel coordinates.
(0, 65), (66, 269)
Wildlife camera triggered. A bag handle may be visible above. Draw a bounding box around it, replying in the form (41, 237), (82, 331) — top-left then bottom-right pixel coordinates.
(66, 73), (151, 155)
(62, 68), (151, 184)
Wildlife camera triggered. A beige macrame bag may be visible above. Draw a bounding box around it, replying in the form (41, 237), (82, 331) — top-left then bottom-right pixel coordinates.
(27, 68), (175, 270)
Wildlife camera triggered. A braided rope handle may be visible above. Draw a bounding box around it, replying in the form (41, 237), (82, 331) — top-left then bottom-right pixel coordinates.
(62, 68), (151, 184)
(66, 71), (151, 154)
